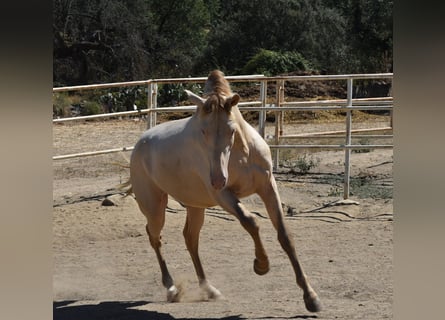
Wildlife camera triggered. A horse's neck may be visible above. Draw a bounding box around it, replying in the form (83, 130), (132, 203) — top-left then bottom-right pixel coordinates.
(232, 107), (251, 156)
(232, 106), (248, 127)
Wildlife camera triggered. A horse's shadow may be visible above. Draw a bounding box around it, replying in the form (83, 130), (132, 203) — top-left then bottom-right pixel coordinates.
(53, 300), (244, 320)
(54, 300), (318, 320)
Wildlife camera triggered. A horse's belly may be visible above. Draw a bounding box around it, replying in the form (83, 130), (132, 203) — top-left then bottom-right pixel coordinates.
(153, 172), (217, 208)
(169, 188), (217, 208)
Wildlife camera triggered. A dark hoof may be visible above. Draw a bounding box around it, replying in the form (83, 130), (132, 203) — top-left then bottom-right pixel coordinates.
(253, 258), (269, 275)
(304, 293), (322, 313)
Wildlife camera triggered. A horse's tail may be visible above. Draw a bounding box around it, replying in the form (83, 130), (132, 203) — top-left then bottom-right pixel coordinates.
(113, 152), (133, 197)
(117, 178), (133, 197)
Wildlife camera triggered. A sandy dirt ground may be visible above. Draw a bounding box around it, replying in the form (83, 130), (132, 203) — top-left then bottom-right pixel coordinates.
(53, 117), (393, 319)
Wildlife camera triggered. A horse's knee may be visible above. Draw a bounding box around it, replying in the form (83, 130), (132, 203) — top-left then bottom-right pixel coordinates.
(238, 212), (259, 235)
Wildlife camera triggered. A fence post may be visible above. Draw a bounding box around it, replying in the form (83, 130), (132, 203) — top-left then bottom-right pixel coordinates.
(147, 82), (153, 130)
(343, 78), (353, 200)
(259, 80), (267, 138)
(147, 82), (158, 129)
(152, 82), (158, 127)
(273, 80), (284, 170)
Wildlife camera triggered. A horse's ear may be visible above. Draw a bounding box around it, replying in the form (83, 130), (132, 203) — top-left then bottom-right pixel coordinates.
(185, 90), (205, 108)
(225, 93), (240, 111)
(230, 93), (240, 107)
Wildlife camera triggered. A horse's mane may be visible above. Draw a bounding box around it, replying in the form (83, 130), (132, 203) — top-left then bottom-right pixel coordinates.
(203, 70), (232, 97)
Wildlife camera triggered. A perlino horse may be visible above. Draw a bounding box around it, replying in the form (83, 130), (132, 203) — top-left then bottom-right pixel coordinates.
(128, 70), (322, 312)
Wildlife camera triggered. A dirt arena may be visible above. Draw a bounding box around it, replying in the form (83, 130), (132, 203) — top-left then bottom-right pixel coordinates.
(53, 117), (393, 319)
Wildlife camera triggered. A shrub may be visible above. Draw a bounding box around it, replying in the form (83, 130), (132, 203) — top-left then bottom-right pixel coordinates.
(243, 49), (311, 76)
(53, 93), (72, 118)
(99, 87), (147, 113)
(157, 82), (203, 107)
(80, 101), (102, 116)
(295, 154), (320, 174)
(352, 138), (372, 154)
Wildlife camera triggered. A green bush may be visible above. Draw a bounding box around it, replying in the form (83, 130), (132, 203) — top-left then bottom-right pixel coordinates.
(53, 93), (71, 118)
(294, 153), (320, 174)
(81, 101), (102, 116)
(281, 153), (320, 175)
(99, 87), (147, 113)
(158, 83), (203, 107)
(243, 49), (311, 76)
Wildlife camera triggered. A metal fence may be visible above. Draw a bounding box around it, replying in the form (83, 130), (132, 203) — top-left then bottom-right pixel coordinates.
(53, 73), (393, 201)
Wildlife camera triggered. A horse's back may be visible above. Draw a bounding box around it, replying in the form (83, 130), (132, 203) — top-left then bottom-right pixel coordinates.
(132, 117), (189, 163)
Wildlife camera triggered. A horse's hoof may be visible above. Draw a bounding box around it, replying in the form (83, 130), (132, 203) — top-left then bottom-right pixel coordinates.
(207, 287), (223, 301)
(304, 293), (322, 313)
(167, 285), (181, 302)
(200, 282), (223, 301)
(253, 258), (269, 275)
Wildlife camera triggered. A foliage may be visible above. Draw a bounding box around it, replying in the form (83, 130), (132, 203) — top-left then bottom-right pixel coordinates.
(327, 175), (392, 199)
(80, 101), (102, 116)
(99, 87), (147, 113)
(282, 153), (320, 175)
(352, 138), (372, 153)
(53, 0), (393, 86)
(197, 0), (353, 74)
(53, 92), (72, 118)
(53, 0), (209, 85)
(53, 0), (153, 85)
(294, 154), (320, 174)
(242, 49), (311, 76)
(157, 82), (202, 107)
(346, 0), (393, 73)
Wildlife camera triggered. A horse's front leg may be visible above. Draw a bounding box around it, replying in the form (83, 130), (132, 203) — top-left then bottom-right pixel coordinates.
(257, 176), (322, 313)
(214, 189), (270, 275)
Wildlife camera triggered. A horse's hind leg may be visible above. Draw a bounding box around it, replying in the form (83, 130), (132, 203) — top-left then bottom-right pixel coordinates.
(132, 179), (180, 302)
(257, 177), (322, 313)
(183, 207), (222, 300)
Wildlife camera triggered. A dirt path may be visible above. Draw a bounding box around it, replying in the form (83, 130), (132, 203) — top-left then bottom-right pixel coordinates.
(53, 119), (393, 319)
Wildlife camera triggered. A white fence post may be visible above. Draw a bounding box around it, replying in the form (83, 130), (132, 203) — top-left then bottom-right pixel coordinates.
(152, 82), (158, 127)
(147, 81), (158, 129)
(147, 82), (153, 129)
(343, 78), (353, 200)
(259, 80), (267, 138)
(273, 80), (284, 169)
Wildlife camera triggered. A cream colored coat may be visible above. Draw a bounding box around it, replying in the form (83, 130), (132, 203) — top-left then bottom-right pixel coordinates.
(129, 70), (321, 312)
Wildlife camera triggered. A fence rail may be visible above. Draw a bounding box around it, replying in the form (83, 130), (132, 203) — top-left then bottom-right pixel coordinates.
(53, 73), (393, 200)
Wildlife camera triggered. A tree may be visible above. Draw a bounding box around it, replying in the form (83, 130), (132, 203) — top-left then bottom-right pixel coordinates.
(148, 0), (210, 77)
(53, 0), (210, 86)
(53, 0), (393, 86)
(344, 0), (393, 73)
(196, 0), (350, 74)
(53, 0), (154, 85)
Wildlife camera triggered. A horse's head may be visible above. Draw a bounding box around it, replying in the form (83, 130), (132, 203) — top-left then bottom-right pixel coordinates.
(185, 89), (240, 190)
